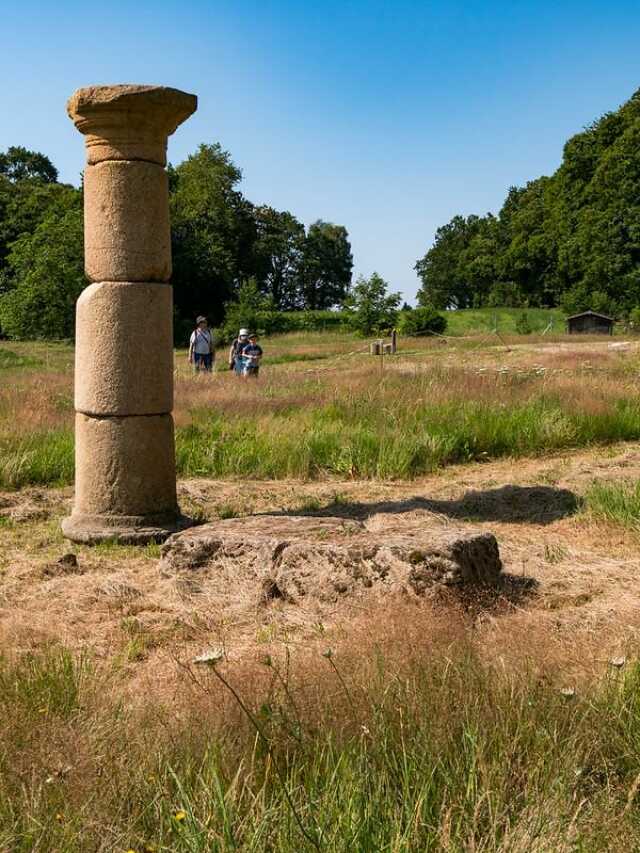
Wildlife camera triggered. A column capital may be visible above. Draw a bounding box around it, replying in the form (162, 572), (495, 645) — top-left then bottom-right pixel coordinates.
(67, 84), (197, 166)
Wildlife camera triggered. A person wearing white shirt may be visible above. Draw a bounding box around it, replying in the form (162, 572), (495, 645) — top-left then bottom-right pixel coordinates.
(188, 315), (214, 373)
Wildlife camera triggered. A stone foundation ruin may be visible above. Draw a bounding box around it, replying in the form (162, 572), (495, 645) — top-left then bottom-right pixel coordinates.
(160, 515), (503, 603)
(60, 83), (504, 596)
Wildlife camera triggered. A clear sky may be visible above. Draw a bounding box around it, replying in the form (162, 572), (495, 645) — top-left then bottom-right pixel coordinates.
(1, 0), (639, 301)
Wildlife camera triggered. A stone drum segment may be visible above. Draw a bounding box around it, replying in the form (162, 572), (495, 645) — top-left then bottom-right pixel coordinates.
(63, 84), (197, 544)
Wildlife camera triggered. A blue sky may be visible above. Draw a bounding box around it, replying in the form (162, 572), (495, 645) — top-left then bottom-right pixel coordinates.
(1, 0), (639, 301)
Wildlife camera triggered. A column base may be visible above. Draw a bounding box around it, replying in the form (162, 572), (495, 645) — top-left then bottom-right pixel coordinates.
(62, 512), (193, 545)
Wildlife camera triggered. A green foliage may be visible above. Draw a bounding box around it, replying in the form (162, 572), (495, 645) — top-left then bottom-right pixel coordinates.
(252, 205), (305, 309)
(300, 220), (353, 309)
(0, 349), (40, 369)
(444, 307), (564, 336)
(0, 647), (86, 718)
(0, 429), (74, 488)
(0, 144), (353, 340)
(0, 174), (75, 271)
(515, 312), (533, 335)
(219, 278), (284, 341)
(343, 272), (401, 336)
(170, 143), (256, 337)
(174, 395), (640, 481)
(0, 146), (57, 183)
(629, 307), (640, 329)
(217, 304), (351, 342)
(416, 88), (640, 314)
(0, 188), (84, 339)
(285, 309), (349, 331)
(398, 305), (447, 336)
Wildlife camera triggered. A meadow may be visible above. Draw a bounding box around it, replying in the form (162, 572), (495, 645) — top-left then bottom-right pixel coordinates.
(0, 319), (638, 488)
(3, 624), (640, 851)
(3, 322), (640, 850)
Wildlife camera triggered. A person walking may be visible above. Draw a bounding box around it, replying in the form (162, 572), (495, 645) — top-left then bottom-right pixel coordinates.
(241, 332), (263, 378)
(228, 328), (249, 375)
(188, 316), (214, 373)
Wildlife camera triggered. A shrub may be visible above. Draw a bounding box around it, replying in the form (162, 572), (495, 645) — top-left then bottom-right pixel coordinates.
(398, 306), (447, 337)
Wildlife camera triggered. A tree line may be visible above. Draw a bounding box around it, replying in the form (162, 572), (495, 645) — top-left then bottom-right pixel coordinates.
(0, 143), (354, 340)
(415, 87), (640, 317)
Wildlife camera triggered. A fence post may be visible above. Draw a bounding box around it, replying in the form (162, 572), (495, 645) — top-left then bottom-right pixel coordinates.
(391, 328), (397, 354)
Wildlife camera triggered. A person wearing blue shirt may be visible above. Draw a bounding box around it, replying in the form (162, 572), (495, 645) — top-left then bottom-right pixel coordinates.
(241, 333), (263, 377)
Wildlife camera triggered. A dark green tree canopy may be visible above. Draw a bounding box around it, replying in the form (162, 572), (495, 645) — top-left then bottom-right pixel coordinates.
(0, 146), (58, 183)
(0, 142), (353, 340)
(0, 187), (83, 339)
(252, 205), (305, 310)
(301, 221), (353, 310)
(415, 87), (640, 316)
(169, 143), (257, 336)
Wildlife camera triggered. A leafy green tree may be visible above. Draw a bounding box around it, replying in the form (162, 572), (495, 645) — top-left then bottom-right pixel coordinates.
(0, 140), (356, 340)
(344, 272), (401, 336)
(169, 143), (256, 338)
(252, 205), (305, 309)
(0, 173), (75, 271)
(415, 88), (640, 314)
(629, 307), (640, 329)
(301, 221), (353, 309)
(0, 188), (84, 338)
(0, 146), (58, 183)
(415, 214), (500, 309)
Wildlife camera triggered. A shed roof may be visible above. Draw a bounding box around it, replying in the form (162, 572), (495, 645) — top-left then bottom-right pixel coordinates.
(566, 310), (615, 322)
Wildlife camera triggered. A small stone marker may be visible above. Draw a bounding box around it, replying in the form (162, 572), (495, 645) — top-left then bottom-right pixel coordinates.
(62, 85), (197, 544)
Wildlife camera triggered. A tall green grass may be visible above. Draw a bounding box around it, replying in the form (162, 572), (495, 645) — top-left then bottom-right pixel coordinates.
(2, 643), (640, 850)
(584, 479), (640, 530)
(176, 396), (640, 481)
(3, 395), (640, 488)
(0, 430), (74, 488)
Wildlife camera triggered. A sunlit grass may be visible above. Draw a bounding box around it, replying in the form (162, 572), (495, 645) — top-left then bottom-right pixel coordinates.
(0, 640), (639, 850)
(2, 334), (640, 487)
(584, 479), (640, 530)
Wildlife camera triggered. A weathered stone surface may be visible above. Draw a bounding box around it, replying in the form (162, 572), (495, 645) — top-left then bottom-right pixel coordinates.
(61, 512), (191, 546)
(84, 162), (171, 282)
(75, 282), (173, 416)
(159, 516), (502, 603)
(64, 82), (196, 543)
(67, 84), (197, 165)
(72, 412), (178, 518)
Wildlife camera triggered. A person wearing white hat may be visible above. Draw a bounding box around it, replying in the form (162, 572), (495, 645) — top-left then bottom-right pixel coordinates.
(228, 328), (249, 375)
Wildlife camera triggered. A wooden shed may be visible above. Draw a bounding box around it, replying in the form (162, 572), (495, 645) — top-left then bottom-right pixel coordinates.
(566, 310), (614, 335)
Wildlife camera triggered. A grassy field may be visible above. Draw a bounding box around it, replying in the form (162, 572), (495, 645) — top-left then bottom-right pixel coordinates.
(3, 327), (640, 850)
(1, 328), (640, 487)
(443, 306), (567, 336)
(3, 631), (640, 851)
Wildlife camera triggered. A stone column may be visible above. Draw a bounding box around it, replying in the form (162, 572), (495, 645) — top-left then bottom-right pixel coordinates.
(62, 85), (197, 544)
